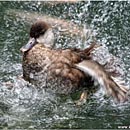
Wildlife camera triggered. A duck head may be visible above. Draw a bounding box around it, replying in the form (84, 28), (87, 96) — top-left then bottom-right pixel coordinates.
(20, 20), (54, 52)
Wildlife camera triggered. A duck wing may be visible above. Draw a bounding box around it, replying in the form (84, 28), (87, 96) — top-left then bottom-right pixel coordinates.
(75, 60), (129, 103)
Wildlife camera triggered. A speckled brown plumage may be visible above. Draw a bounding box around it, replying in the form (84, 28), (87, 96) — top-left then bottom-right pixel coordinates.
(22, 43), (95, 94)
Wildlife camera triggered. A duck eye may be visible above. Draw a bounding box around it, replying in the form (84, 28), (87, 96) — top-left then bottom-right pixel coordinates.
(40, 31), (45, 35)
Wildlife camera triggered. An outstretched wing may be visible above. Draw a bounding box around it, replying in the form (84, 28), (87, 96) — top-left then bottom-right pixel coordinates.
(75, 60), (129, 103)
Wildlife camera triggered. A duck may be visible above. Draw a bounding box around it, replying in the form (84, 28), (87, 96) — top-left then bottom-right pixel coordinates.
(20, 20), (129, 103)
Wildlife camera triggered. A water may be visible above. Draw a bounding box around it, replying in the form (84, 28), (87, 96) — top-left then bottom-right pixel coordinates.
(0, 1), (130, 129)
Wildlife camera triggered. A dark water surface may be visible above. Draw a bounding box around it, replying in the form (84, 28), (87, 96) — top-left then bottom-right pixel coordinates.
(0, 1), (130, 129)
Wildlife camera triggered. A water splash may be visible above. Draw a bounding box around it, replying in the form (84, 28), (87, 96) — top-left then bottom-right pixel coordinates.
(0, 1), (130, 129)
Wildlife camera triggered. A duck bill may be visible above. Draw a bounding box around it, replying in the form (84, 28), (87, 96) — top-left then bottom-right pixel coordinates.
(20, 38), (36, 52)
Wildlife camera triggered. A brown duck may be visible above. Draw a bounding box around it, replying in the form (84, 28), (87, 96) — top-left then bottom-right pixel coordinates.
(20, 20), (129, 103)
